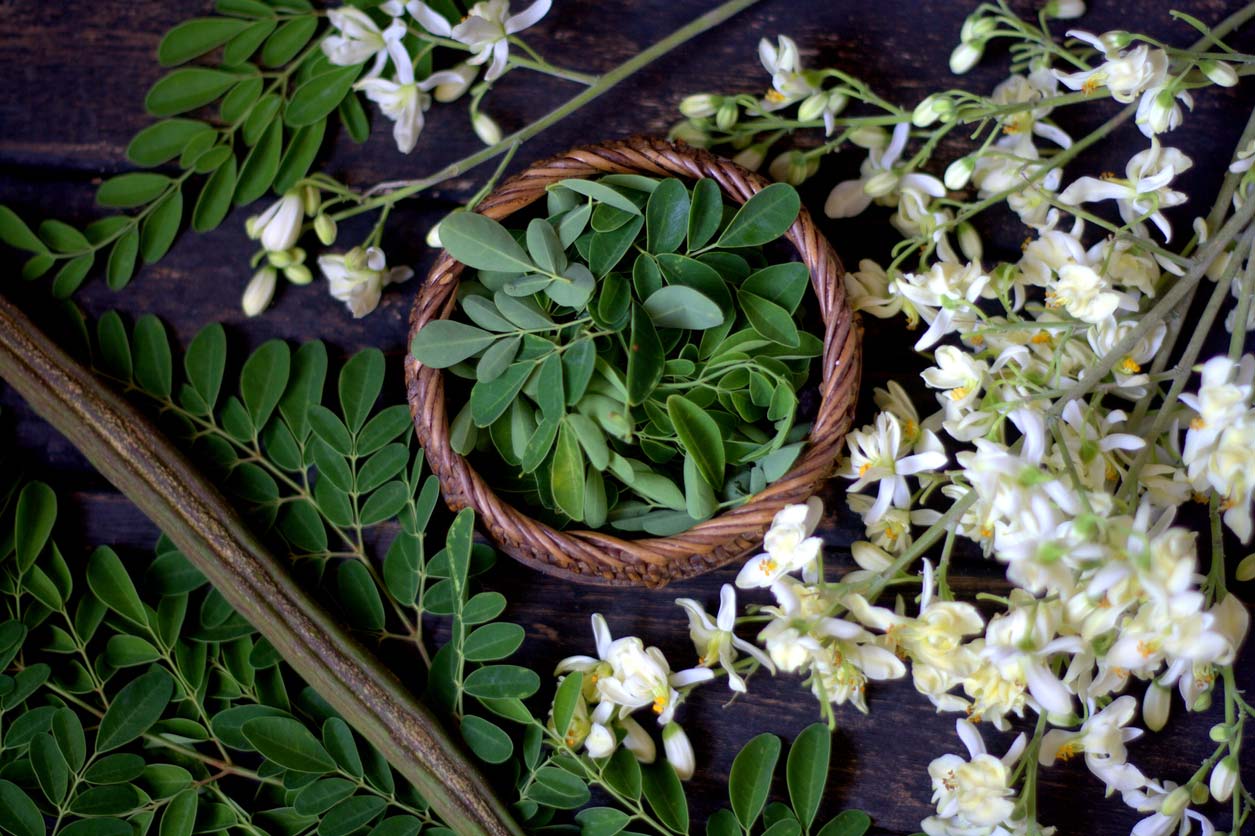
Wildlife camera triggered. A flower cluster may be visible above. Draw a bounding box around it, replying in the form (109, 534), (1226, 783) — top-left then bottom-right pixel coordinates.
(554, 614), (713, 779)
(322, 1), (550, 154)
(656, 4), (1255, 834)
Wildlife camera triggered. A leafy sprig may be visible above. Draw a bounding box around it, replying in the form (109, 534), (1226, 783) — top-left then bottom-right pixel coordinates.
(412, 175), (815, 535)
(0, 0), (348, 297)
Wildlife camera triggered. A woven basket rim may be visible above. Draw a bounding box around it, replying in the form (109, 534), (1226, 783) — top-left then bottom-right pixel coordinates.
(405, 135), (861, 587)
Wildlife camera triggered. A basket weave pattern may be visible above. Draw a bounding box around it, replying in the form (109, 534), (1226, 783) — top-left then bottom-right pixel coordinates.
(406, 136), (861, 587)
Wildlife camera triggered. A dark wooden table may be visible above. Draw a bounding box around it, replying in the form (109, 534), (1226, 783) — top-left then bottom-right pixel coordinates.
(2, 1), (1254, 833)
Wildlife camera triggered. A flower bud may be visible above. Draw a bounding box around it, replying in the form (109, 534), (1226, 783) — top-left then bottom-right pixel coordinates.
(768, 151), (816, 186)
(1209, 723), (1233, 743)
(950, 41), (984, 74)
(1161, 786), (1190, 817)
(1044, 0), (1085, 18)
(267, 249), (295, 269)
(848, 126), (888, 150)
(662, 723), (695, 781)
(426, 222), (443, 249)
(1210, 756), (1238, 803)
(1143, 682), (1171, 731)
(798, 91), (829, 123)
(472, 112), (502, 146)
(584, 723), (616, 759)
(960, 14), (996, 44)
(864, 170), (900, 198)
(242, 267), (277, 317)
(1190, 782), (1210, 806)
(1101, 30), (1132, 51)
(732, 143), (768, 172)
(671, 120), (710, 148)
(711, 100), (737, 131)
(1192, 690), (1212, 712)
(913, 95), (944, 127)
(302, 186), (321, 216)
(620, 716), (656, 764)
(944, 156), (975, 190)
(314, 214), (338, 246)
(250, 191), (305, 253)
(283, 264), (313, 285)
(679, 93), (720, 119)
(434, 61), (478, 103)
(957, 222), (983, 263)
(1201, 60), (1239, 88)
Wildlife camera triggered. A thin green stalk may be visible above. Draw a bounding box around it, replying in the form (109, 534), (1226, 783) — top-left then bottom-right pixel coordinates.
(0, 297), (523, 836)
(332, 0), (764, 222)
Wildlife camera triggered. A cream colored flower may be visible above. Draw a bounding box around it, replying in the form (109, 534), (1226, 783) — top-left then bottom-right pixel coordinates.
(675, 584), (775, 692)
(318, 246), (413, 318)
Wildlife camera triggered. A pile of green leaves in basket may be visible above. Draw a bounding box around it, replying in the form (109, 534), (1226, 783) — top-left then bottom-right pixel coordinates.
(412, 176), (817, 534)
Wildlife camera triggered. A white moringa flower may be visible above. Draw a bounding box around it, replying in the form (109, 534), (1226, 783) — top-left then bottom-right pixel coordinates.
(675, 584), (775, 692)
(845, 259), (904, 319)
(758, 35), (820, 109)
(825, 123), (946, 218)
(736, 497), (824, 588)
(1122, 780), (1214, 836)
(840, 412), (948, 523)
(1054, 31), (1168, 104)
(923, 720), (1027, 833)
(241, 267), (277, 317)
(1209, 755), (1238, 803)
(410, 0), (551, 83)
(555, 614), (713, 727)
(1047, 263), (1122, 323)
(1228, 138), (1255, 174)
(1135, 85), (1194, 137)
(322, 7), (391, 77)
(318, 246), (413, 318)
(1039, 696), (1147, 793)
(1058, 139), (1193, 240)
(354, 29), (467, 153)
(662, 723), (695, 781)
(990, 70), (1072, 150)
(246, 190), (305, 253)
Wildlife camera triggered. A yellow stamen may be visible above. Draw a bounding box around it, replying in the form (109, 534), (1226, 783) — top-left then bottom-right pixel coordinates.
(1057, 742), (1080, 762)
(759, 558), (779, 576)
(1082, 77), (1102, 94)
(1099, 170), (1118, 180)
(652, 695), (668, 714)
(765, 89), (787, 103)
(979, 525), (994, 539)
(1190, 417), (1206, 430)
(858, 462), (871, 477)
(1136, 640), (1158, 659)
(969, 333), (985, 346)
(949, 386), (971, 401)
(1030, 330), (1053, 345)
(1118, 356), (1142, 375)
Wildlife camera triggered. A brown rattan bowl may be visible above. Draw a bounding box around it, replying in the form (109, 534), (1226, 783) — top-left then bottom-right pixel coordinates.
(405, 136), (861, 587)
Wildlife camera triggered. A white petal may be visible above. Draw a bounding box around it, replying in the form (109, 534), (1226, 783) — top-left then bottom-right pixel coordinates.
(408, 1), (453, 36)
(506, 0), (551, 33)
(955, 718), (986, 758)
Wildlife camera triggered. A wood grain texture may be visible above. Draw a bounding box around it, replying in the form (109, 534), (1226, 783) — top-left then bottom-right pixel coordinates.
(1, 1), (1254, 834)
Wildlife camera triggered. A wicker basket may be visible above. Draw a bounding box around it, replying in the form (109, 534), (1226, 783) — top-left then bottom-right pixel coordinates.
(405, 136), (861, 588)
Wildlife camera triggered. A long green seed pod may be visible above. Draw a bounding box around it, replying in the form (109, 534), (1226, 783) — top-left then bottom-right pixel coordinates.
(0, 295), (524, 836)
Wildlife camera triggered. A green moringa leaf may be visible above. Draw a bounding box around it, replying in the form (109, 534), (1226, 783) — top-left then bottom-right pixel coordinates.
(551, 422), (586, 521)
(716, 182), (800, 248)
(786, 724), (831, 830)
(242, 717), (336, 773)
(645, 178), (690, 254)
(440, 212), (535, 273)
(667, 395), (725, 488)
(729, 733), (782, 830)
(743, 262), (810, 313)
(411, 320), (497, 368)
(158, 17), (250, 66)
(96, 669), (174, 752)
(642, 285), (724, 330)
(626, 306), (663, 406)
(740, 290), (800, 348)
(687, 177), (723, 250)
(552, 179), (641, 215)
